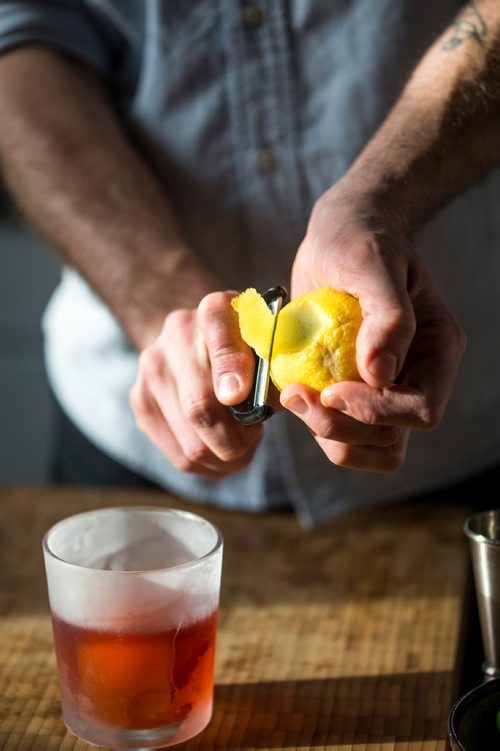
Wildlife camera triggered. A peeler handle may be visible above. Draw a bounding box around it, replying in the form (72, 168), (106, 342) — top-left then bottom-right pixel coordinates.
(230, 286), (287, 425)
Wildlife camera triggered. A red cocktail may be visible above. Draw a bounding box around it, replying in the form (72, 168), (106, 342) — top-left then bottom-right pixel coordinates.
(43, 508), (223, 749)
(52, 610), (218, 746)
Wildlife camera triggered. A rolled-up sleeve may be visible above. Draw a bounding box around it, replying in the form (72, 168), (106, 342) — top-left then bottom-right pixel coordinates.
(0, 0), (114, 78)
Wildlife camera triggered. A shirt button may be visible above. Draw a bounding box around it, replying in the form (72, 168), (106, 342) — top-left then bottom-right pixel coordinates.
(242, 6), (264, 28)
(257, 149), (277, 173)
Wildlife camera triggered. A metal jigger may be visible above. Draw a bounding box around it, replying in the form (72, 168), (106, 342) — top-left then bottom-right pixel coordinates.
(464, 510), (500, 679)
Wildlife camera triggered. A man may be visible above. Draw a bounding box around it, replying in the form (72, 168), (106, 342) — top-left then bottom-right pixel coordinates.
(0, 1), (498, 527)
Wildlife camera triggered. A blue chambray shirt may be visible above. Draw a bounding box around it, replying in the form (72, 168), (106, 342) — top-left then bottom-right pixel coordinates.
(2, 0), (500, 526)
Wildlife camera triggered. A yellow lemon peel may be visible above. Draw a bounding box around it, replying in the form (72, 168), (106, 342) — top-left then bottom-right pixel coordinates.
(232, 287), (362, 392)
(230, 288), (275, 359)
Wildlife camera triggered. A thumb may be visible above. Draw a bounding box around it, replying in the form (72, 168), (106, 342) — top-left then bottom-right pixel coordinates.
(197, 291), (255, 405)
(356, 289), (416, 388)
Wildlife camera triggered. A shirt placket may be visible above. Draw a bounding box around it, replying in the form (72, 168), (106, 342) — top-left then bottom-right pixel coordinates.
(218, 0), (311, 518)
(218, 0), (307, 260)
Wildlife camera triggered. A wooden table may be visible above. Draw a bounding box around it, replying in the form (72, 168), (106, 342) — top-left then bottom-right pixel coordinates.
(0, 487), (473, 750)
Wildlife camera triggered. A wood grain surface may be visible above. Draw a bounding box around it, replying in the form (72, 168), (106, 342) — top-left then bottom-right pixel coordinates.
(0, 487), (472, 750)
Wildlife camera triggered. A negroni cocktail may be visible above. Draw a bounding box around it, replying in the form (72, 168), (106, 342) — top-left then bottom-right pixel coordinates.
(43, 507), (223, 749)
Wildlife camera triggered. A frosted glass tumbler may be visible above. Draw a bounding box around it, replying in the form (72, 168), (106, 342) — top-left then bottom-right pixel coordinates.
(43, 507), (223, 749)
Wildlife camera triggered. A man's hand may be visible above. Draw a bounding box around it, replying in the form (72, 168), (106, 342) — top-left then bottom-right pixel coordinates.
(0, 46), (265, 478)
(280, 183), (466, 472)
(278, 0), (500, 472)
(129, 292), (263, 478)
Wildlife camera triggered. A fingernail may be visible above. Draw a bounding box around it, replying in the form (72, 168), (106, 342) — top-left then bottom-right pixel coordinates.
(283, 395), (308, 416)
(217, 373), (241, 402)
(368, 353), (398, 384)
(321, 392), (347, 412)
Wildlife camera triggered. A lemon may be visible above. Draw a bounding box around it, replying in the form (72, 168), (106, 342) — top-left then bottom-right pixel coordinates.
(231, 287), (362, 392)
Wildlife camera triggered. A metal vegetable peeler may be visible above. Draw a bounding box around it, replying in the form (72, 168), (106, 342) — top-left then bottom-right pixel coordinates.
(230, 285), (287, 425)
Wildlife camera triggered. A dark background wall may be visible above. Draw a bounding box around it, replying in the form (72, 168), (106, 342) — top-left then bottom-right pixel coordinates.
(0, 193), (59, 484)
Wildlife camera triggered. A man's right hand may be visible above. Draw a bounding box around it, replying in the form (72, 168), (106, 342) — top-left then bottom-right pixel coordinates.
(129, 292), (264, 479)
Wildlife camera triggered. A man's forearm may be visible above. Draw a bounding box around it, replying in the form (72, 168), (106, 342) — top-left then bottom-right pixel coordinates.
(343, 0), (500, 234)
(0, 46), (218, 349)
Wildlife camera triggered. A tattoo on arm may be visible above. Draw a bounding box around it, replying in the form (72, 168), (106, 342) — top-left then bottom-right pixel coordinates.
(442, 2), (487, 50)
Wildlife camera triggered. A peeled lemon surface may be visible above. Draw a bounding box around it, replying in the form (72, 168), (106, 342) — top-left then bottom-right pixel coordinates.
(231, 287), (362, 392)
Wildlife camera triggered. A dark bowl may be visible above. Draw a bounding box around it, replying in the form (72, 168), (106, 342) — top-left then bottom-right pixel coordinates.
(449, 679), (500, 750)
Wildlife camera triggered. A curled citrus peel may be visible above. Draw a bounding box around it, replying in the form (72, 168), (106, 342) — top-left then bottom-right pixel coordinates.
(231, 287), (362, 392)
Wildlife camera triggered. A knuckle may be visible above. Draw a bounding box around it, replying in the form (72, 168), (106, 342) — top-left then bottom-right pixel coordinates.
(197, 292), (247, 356)
(378, 308), (416, 348)
(212, 339), (248, 360)
(378, 445), (405, 472)
(182, 439), (211, 467)
(325, 438), (407, 472)
(209, 333), (249, 369)
(358, 233), (405, 275)
(184, 395), (219, 430)
(131, 406), (152, 438)
(163, 308), (192, 335)
(313, 415), (340, 441)
(128, 386), (158, 437)
(218, 441), (252, 464)
(417, 403), (444, 431)
(171, 454), (196, 473)
(197, 291), (229, 319)
(139, 346), (164, 381)
(353, 401), (380, 426)
(394, 314), (417, 342)
(135, 416), (152, 437)
(328, 443), (354, 468)
(128, 382), (140, 409)
(374, 425), (402, 447)
(128, 384), (148, 418)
